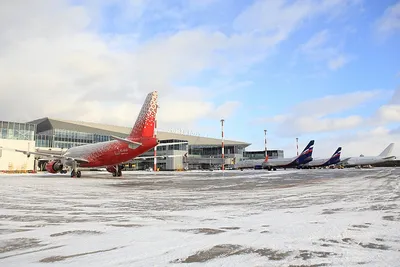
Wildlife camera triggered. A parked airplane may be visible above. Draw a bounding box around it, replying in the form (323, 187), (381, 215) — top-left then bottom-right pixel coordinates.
(340, 143), (396, 167)
(1, 91), (186, 177)
(234, 140), (315, 170)
(263, 140), (315, 170)
(301, 147), (342, 169)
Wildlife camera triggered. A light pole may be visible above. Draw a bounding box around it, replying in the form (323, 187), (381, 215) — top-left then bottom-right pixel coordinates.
(264, 129), (267, 157)
(296, 137), (299, 156)
(221, 119), (225, 171)
(154, 120), (158, 171)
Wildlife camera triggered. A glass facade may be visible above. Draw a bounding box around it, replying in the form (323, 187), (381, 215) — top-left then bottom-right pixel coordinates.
(0, 121), (36, 141)
(189, 145), (243, 156)
(243, 150), (284, 159)
(157, 139), (188, 151)
(269, 150), (284, 159)
(35, 129), (111, 149)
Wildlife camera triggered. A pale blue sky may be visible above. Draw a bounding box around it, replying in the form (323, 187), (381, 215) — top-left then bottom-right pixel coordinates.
(0, 0), (399, 157)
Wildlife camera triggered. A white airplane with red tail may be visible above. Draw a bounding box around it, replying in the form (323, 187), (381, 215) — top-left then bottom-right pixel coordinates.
(2, 91), (186, 177)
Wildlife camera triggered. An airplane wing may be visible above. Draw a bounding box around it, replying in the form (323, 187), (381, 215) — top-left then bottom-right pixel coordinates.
(382, 156), (396, 160)
(110, 136), (188, 149)
(0, 147), (62, 158)
(339, 157), (351, 164)
(110, 136), (142, 149)
(1, 147), (89, 164)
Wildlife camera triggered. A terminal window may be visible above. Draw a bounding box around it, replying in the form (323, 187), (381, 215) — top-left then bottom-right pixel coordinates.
(0, 121), (35, 141)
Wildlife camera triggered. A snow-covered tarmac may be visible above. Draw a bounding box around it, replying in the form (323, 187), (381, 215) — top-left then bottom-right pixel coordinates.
(0, 168), (399, 267)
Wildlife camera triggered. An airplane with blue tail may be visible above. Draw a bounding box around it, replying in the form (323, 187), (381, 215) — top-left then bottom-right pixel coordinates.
(301, 147), (342, 169)
(262, 140), (315, 170)
(234, 140), (315, 171)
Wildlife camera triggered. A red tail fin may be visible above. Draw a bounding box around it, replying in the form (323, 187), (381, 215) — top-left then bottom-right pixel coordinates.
(129, 91), (158, 139)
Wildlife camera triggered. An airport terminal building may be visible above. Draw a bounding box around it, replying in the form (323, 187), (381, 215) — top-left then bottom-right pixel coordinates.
(0, 121), (36, 172)
(28, 118), (252, 171)
(1, 117), (286, 172)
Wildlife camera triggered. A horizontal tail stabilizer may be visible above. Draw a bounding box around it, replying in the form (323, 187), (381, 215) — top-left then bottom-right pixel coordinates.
(111, 135), (142, 149)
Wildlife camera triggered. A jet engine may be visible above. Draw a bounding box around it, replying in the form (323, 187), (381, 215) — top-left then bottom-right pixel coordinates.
(106, 165), (124, 177)
(106, 166), (117, 173)
(45, 160), (63, 173)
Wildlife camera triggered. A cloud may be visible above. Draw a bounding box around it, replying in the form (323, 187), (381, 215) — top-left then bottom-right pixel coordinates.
(298, 30), (351, 70)
(375, 105), (400, 122)
(311, 127), (400, 158)
(233, 0), (358, 37)
(289, 115), (363, 134)
(292, 90), (381, 117)
(257, 89), (400, 147)
(257, 90), (382, 136)
(328, 55), (349, 70)
(157, 100), (214, 124)
(275, 126), (399, 159)
(300, 29), (330, 53)
(0, 0), (362, 131)
(389, 87), (400, 104)
(391, 126), (400, 135)
(0, 1), (244, 129)
(187, 0), (220, 9)
(375, 1), (400, 35)
(214, 101), (242, 119)
(371, 88), (400, 124)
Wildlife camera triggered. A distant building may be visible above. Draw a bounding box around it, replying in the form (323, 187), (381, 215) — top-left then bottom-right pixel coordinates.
(243, 150), (284, 160)
(0, 121), (36, 171)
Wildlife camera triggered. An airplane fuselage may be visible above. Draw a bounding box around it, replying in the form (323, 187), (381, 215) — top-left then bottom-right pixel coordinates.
(62, 137), (158, 167)
(263, 157), (299, 168)
(305, 158), (328, 167)
(264, 154), (313, 168)
(234, 159), (264, 169)
(305, 155), (340, 167)
(344, 156), (396, 167)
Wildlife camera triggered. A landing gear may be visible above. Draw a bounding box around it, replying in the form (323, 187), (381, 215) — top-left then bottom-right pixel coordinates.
(70, 170), (81, 178)
(70, 161), (81, 178)
(112, 165), (123, 177)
